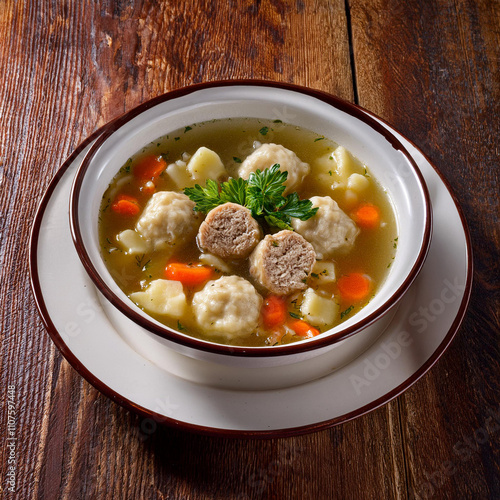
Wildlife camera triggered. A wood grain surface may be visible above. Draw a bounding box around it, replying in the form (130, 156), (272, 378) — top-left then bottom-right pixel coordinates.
(0, 1), (498, 499)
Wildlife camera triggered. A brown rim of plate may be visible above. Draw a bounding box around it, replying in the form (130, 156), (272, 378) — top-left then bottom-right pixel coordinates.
(29, 96), (473, 438)
(68, 80), (433, 358)
(30, 114), (472, 438)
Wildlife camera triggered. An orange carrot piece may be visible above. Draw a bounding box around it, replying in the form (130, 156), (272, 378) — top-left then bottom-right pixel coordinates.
(353, 203), (380, 229)
(134, 155), (167, 181)
(288, 319), (320, 338)
(262, 295), (287, 328)
(165, 262), (214, 287)
(111, 194), (140, 217)
(337, 273), (372, 302)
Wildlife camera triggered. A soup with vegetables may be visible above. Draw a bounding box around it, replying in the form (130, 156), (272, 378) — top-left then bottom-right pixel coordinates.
(98, 118), (398, 347)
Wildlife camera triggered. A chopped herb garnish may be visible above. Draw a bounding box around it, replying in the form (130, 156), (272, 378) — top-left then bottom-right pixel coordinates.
(233, 156), (242, 163)
(142, 260), (151, 271)
(310, 272), (319, 278)
(259, 126), (269, 135)
(314, 137), (325, 142)
(289, 312), (302, 319)
(106, 238), (112, 245)
(271, 241), (279, 247)
(184, 126), (192, 133)
(273, 119), (282, 123)
(174, 137), (180, 141)
(328, 170), (333, 176)
(177, 321), (187, 331)
(341, 305), (354, 319)
(135, 254), (146, 267)
(184, 164), (318, 230)
(329, 155), (334, 160)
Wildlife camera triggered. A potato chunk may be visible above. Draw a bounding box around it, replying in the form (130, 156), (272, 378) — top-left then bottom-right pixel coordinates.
(310, 146), (365, 193)
(129, 279), (187, 318)
(116, 229), (149, 255)
(300, 288), (338, 327)
(187, 147), (226, 182)
(311, 261), (336, 284)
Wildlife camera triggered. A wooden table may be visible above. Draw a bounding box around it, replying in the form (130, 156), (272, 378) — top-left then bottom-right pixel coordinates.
(1, 1), (499, 498)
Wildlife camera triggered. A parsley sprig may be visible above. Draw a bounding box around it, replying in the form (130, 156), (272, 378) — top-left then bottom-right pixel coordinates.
(184, 164), (318, 230)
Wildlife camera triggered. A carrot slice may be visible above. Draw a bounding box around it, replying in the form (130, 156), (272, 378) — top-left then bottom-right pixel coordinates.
(111, 194), (140, 217)
(353, 203), (380, 229)
(165, 262), (214, 287)
(337, 273), (372, 302)
(288, 319), (320, 338)
(134, 155), (167, 181)
(262, 295), (287, 328)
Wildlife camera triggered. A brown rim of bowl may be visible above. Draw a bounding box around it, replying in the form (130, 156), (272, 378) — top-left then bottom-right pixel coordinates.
(30, 104), (472, 438)
(69, 80), (432, 358)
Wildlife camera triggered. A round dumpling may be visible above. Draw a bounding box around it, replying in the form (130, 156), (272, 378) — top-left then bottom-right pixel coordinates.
(192, 276), (262, 339)
(291, 196), (359, 258)
(135, 191), (200, 251)
(238, 143), (310, 194)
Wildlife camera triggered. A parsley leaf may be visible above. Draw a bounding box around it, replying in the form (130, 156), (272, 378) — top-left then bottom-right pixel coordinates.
(184, 164), (318, 230)
(184, 179), (223, 213)
(341, 305), (354, 319)
(246, 164), (287, 216)
(220, 177), (247, 206)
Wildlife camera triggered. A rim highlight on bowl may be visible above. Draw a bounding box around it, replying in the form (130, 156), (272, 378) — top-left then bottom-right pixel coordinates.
(69, 81), (432, 357)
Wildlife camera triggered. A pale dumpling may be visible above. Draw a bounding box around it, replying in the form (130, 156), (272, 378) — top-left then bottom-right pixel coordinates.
(238, 143), (310, 194)
(192, 276), (262, 339)
(291, 196), (359, 258)
(135, 191), (200, 251)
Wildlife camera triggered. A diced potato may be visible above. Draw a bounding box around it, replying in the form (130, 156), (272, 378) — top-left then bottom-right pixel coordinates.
(333, 146), (363, 185)
(344, 189), (358, 208)
(187, 147), (226, 182)
(130, 279), (187, 318)
(347, 173), (369, 193)
(116, 229), (149, 254)
(311, 261), (336, 284)
(310, 150), (338, 185)
(300, 288), (338, 326)
(199, 253), (231, 273)
(166, 160), (195, 189)
(310, 146), (364, 194)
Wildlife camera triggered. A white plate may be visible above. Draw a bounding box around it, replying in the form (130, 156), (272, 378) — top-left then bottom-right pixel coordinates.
(30, 120), (472, 437)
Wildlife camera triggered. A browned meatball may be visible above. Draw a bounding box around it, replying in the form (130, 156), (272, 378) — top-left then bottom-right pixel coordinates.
(249, 230), (316, 295)
(197, 202), (262, 259)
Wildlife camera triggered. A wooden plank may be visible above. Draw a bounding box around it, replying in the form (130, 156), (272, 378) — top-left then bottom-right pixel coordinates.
(5, 0), (488, 498)
(349, 0), (500, 498)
